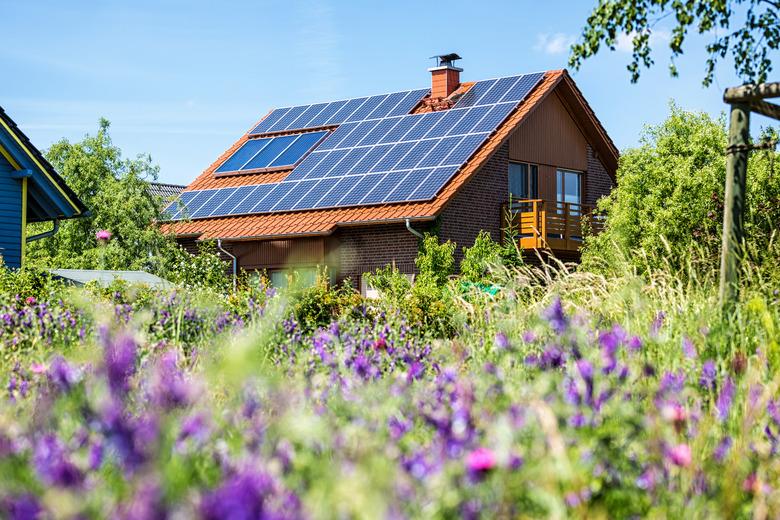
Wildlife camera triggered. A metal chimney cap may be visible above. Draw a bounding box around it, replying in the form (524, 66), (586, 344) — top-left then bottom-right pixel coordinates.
(430, 53), (462, 67)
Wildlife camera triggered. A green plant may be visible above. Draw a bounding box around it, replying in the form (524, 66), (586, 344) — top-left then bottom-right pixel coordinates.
(290, 269), (363, 333)
(582, 103), (780, 277)
(0, 264), (65, 302)
(165, 241), (229, 292)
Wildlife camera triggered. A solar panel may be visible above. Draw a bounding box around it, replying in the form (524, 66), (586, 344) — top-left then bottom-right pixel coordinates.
(165, 191), (198, 219)
(268, 106), (308, 133)
(248, 89), (429, 136)
(212, 185), (256, 216)
(271, 179), (319, 212)
(293, 177), (339, 209)
(166, 73), (545, 220)
(250, 108), (290, 135)
(408, 166), (459, 200)
(361, 172), (404, 204)
(191, 188), (237, 218)
(314, 176), (356, 208)
(251, 182), (297, 213)
(339, 174), (384, 205)
(216, 131), (327, 174)
(231, 185), (272, 215)
(215, 139), (272, 173)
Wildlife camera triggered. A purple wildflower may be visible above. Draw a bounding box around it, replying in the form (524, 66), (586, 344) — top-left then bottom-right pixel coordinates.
(716, 377), (736, 421)
(150, 350), (192, 410)
(599, 330), (618, 374)
(104, 333), (137, 397)
(714, 436), (732, 462)
(543, 298), (568, 334)
(407, 361), (425, 382)
(388, 416), (412, 441)
(700, 360), (717, 390)
(200, 469), (293, 520)
(627, 335), (643, 352)
(768, 399), (780, 426)
(33, 435), (84, 488)
(651, 311), (666, 337)
(682, 337), (696, 358)
(494, 331), (510, 351)
(1, 494), (43, 520)
(47, 356), (79, 393)
(117, 482), (167, 520)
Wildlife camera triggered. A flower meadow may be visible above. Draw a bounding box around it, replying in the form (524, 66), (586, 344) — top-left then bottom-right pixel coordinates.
(1, 265), (780, 519)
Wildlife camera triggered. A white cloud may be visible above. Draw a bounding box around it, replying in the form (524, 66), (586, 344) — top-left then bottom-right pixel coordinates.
(534, 33), (576, 55)
(615, 30), (671, 53)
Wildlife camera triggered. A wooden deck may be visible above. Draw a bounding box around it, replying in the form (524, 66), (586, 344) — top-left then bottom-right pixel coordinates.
(502, 199), (605, 253)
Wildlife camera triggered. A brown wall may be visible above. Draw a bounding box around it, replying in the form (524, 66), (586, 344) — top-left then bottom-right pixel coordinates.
(508, 92), (588, 172)
(439, 141), (509, 265)
(331, 222), (431, 286)
(230, 237), (326, 271)
(584, 144), (613, 205)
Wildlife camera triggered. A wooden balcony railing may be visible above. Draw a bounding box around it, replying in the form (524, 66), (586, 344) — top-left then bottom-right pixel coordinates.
(501, 199), (605, 252)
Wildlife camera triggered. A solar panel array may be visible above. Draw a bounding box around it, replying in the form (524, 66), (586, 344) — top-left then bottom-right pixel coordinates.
(250, 88), (430, 135)
(166, 72), (545, 221)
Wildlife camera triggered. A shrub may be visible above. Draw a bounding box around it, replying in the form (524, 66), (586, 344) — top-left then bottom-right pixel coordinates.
(0, 265), (65, 302)
(582, 104), (780, 275)
(460, 231), (524, 284)
(290, 271), (363, 332)
(164, 241), (229, 292)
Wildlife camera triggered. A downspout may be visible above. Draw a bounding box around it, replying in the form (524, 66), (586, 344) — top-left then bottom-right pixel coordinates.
(26, 219), (59, 243)
(216, 239), (237, 293)
(405, 218), (424, 240)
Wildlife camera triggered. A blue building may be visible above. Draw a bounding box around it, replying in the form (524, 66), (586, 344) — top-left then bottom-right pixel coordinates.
(0, 107), (87, 268)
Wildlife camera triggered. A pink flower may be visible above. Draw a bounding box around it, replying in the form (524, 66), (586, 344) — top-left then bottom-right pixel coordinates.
(30, 363), (47, 374)
(661, 403), (687, 425)
(667, 444), (692, 467)
(373, 337), (387, 350)
(466, 447), (496, 473)
(25, 296), (36, 305)
(95, 229), (112, 241)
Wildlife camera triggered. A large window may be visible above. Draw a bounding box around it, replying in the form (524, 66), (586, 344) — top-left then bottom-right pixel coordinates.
(508, 162), (538, 200)
(556, 169), (581, 206)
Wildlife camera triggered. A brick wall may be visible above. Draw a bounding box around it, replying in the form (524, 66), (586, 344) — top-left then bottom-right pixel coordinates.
(439, 142), (509, 265)
(584, 144), (613, 206)
(332, 222), (431, 285)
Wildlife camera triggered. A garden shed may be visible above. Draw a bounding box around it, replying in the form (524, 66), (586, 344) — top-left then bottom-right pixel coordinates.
(0, 107), (87, 268)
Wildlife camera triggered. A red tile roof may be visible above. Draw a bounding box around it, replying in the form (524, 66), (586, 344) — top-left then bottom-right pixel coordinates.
(163, 70), (614, 241)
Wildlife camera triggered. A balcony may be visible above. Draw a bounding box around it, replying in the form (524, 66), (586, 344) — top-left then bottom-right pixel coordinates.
(501, 199), (605, 253)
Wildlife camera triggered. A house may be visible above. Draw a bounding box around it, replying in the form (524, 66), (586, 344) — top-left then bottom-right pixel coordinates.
(0, 107), (88, 269)
(148, 182), (186, 208)
(164, 55), (618, 291)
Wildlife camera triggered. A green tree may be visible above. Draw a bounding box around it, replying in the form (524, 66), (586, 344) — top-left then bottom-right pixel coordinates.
(26, 119), (189, 275)
(570, 0), (779, 86)
(582, 103), (780, 273)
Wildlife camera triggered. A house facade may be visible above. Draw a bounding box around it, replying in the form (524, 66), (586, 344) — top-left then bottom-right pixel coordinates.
(165, 58), (618, 290)
(0, 107), (87, 269)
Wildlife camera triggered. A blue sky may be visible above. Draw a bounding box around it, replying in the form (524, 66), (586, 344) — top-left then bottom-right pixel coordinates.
(1, 0), (776, 185)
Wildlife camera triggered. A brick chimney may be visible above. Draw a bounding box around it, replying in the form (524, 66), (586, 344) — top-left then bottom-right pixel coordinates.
(428, 53), (462, 99)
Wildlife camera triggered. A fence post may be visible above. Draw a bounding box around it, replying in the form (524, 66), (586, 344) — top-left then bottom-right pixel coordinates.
(718, 103), (751, 309)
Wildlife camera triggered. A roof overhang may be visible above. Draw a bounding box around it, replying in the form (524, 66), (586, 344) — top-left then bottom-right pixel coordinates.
(0, 106), (88, 222)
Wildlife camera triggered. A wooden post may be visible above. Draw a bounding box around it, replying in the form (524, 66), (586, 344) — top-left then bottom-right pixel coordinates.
(719, 103), (751, 308)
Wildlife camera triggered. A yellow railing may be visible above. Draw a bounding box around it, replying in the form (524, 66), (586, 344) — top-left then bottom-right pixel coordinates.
(501, 199), (605, 252)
